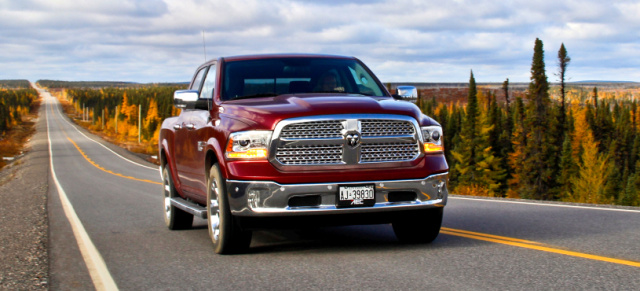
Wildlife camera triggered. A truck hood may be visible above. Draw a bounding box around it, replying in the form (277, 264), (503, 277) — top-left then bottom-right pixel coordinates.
(219, 94), (439, 130)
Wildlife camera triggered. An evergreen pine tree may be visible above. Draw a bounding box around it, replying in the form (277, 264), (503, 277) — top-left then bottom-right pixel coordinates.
(620, 168), (640, 206)
(451, 71), (506, 196)
(488, 92), (502, 157)
(452, 71), (480, 185)
(520, 38), (555, 200)
(557, 43), (570, 131)
(558, 133), (575, 196)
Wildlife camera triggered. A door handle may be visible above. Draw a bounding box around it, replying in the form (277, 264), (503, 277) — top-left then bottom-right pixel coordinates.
(185, 123), (195, 130)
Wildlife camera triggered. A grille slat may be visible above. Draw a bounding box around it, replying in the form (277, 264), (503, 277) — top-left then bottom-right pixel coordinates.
(361, 142), (420, 162)
(360, 119), (415, 136)
(276, 144), (343, 165)
(280, 120), (344, 139)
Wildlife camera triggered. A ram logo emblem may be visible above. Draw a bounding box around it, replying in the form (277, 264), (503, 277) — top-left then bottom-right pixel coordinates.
(345, 132), (361, 148)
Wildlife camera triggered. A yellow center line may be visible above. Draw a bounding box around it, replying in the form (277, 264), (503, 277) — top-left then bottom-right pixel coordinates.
(66, 137), (162, 185)
(48, 100), (160, 186)
(442, 227), (543, 245)
(441, 228), (640, 268)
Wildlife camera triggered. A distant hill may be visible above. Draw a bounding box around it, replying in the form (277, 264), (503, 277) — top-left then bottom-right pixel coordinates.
(387, 81), (640, 91)
(36, 80), (189, 89)
(571, 80), (639, 84)
(0, 79), (31, 89)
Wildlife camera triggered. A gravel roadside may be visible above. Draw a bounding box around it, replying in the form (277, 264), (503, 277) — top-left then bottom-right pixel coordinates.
(0, 100), (49, 290)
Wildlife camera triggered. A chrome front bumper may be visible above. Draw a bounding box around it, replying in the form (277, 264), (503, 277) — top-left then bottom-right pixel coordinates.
(227, 173), (448, 217)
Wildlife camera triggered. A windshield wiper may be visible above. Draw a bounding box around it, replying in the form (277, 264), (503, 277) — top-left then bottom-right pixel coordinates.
(232, 93), (279, 100)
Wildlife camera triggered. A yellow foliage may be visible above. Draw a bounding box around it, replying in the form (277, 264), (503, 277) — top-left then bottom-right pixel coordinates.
(152, 125), (160, 141)
(454, 184), (497, 197)
(571, 108), (589, 162)
(567, 128), (613, 204)
(120, 92), (138, 121)
(128, 124), (138, 139)
(144, 98), (160, 131)
(118, 119), (130, 136)
(507, 122), (525, 192)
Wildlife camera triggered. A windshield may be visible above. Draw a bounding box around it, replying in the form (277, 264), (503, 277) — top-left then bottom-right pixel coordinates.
(221, 57), (387, 101)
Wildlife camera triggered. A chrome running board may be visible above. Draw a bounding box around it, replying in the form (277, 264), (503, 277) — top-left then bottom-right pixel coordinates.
(170, 197), (207, 219)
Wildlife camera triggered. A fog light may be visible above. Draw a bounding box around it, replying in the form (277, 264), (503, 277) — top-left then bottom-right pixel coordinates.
(247, 189), (267, 209)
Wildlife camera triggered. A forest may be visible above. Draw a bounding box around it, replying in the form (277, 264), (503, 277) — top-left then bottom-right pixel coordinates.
(37, 80), (188, 89)
(0, 84), (38, 135)
(0, 80), (39, 170)
(37, 38), (640, 206)
(38, 83), (186, 154)
(417, 39), (640, 206)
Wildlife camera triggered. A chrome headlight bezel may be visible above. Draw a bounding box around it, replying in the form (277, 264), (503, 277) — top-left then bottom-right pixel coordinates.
(421, 125), (444, 154)
(225, 130), (272, 160)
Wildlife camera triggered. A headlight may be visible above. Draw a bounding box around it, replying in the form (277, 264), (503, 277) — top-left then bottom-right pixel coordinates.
(421, 126), (443, 154)
(225, 130), (272, 160)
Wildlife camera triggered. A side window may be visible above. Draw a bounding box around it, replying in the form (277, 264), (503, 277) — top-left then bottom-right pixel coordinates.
(200, 65), (216, 99)
(190, 67), (207, 91)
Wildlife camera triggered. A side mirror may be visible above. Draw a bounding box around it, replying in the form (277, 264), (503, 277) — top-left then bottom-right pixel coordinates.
(173, 90), (199, 109)
(395, 86), (418, 103)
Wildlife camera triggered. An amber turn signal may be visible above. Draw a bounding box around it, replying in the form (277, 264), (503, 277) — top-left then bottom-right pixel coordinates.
(227, 149), (268, 159)
(424, 143), (444, 153)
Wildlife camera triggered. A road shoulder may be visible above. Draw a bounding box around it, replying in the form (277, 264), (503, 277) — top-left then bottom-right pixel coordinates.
(0, 99), (49, 289)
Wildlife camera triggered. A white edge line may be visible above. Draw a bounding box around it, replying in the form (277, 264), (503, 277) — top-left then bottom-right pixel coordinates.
(46, 94), (119, 291)
(45, 87), (157, 171)
(449, 196), (640, 213)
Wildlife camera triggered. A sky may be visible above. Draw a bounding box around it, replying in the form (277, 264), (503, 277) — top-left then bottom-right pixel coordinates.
(1, 0), (639, 83)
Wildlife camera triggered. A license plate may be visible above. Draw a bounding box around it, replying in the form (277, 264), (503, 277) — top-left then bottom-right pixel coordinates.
(337, 184), (375, 207)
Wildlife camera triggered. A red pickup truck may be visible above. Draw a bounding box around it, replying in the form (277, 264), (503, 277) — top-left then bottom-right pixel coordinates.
(159, 54), (448, 254)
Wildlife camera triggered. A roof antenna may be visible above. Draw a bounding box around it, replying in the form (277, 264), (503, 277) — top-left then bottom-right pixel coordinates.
(202, 30), (207, 62)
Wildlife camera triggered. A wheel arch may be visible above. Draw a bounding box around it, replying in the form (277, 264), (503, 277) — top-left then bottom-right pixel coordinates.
(205, 149), (220, 182)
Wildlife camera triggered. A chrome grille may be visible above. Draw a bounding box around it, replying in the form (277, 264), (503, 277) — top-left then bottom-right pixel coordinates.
(360, 142), (420, 162)
(360, 120), (415, 136)
(276, 144), (343, 165)
(272, 115), (421, 167)
(280, 120), (344, 139)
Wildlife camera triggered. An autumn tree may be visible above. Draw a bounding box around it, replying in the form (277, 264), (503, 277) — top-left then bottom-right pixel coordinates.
(507, 96), (526, 198)
(568, 127), (612, 204)
(144, 98), (161, 141)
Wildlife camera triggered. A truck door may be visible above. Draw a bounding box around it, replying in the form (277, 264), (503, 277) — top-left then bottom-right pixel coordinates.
(176, 65), (216, 198)
(174, 66), (208, 198)
(188, 65), (216, 197)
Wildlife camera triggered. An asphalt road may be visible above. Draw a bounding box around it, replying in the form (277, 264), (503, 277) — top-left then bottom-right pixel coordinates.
(38, 85), (640, 290)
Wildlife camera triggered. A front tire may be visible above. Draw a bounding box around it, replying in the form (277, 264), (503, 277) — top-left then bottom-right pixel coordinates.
(208, 163), (252, 254)
(392, 208), (443, 244)
(162, 166), (193, 230)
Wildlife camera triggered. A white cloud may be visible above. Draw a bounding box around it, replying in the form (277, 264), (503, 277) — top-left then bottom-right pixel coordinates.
(0, 0), (637, 82)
